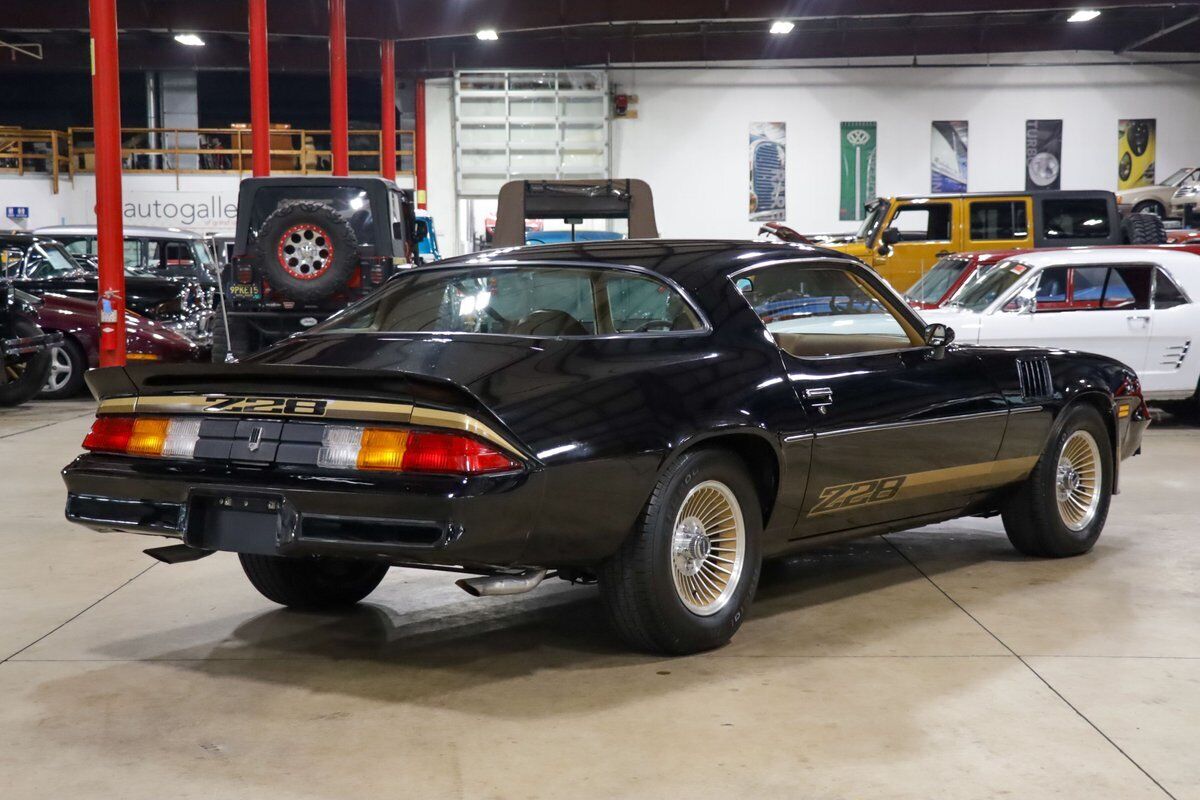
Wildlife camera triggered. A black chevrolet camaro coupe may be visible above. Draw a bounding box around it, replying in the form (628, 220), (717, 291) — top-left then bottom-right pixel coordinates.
(62, 241), (1148, 654)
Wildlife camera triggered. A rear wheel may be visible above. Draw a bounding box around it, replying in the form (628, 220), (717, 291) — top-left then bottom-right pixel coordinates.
(239, 554), (390, 609)
(1132, 200), (1166, 218)
(1001, 405), (1113, 558)
(0, 317), (52, 407)
(1121, 212), (1167, 244)
(211, 309), (254, 363)
(598, 449), (762, 654)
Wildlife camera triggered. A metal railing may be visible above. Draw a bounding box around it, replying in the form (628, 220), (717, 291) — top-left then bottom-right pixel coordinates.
(66, 127), (416, 180)
(0, 128), (69, 193)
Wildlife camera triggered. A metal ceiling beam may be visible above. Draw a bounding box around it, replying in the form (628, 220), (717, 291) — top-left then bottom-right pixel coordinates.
(1117, 11), (1200, 53)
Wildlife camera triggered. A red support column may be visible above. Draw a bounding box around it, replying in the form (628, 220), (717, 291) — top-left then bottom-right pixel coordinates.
(248, 0), (271, 177)
(88, 0), (126, 367)
(328, 0), (349, 176)
(415, 79), (427, 208)
(380, 40), (396, 181)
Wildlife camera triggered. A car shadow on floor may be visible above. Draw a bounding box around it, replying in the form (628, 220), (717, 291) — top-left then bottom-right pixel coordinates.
(69, 520), (1129, 718)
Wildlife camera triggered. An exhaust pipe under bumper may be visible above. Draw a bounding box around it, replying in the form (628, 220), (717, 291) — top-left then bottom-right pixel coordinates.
(456, 568), (547, 597)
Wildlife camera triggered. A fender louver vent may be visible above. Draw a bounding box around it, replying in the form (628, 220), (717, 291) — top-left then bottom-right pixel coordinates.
(1016, 358), (1053, 399)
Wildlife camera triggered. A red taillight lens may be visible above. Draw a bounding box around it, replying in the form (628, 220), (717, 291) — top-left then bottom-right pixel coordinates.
(402, 431), (519, 474)
(82, 415), (135, 453)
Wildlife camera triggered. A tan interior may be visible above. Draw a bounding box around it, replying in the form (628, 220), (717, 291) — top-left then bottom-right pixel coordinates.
(772, 332), (914, 358)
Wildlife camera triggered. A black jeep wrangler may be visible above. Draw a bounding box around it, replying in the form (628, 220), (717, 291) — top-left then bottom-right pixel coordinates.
(216, 176), (422, 361)
(1, 284), (60, 406)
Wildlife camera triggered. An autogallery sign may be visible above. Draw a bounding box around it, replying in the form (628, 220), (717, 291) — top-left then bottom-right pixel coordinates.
(122, 193), (238, 230)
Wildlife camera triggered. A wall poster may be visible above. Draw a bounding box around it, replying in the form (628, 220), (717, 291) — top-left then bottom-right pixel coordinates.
(839, 121), (877, 221)
(1118, 118), (1156, 190)
(1025, 119), (1063, 190)
(931, 120), (969, 193)
(749, 122), (786, 222)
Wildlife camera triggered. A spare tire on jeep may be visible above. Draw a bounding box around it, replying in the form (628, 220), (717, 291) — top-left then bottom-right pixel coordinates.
(254, 200), (358, 304)
(1121, 212), (1167, 245)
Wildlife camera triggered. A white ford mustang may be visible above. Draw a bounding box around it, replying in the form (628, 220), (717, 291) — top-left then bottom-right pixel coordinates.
(924, 246), (1200, 404)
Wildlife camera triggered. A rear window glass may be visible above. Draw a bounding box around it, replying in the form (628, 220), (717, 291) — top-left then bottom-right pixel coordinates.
(248, 186), (376, 246)
(1041, 199), (1111, 239)
(970, 201), (1028, 240)
(314, 266), (703, 337)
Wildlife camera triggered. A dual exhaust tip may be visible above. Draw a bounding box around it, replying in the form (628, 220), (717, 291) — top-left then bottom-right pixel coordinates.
(455, 568), (547, 597)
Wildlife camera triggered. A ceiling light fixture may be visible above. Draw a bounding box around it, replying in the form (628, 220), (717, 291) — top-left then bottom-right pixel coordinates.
(173, 33), (205, 46)
(769, 20), (795, 35)
(1067, 9), (1101, 22)
(476, 29), (499, 41)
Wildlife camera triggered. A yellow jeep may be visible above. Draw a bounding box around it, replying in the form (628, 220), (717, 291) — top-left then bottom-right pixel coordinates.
(813, 190), (1154, 292)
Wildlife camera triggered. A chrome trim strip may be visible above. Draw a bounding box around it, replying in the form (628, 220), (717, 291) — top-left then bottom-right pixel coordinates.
(783, 433), (814, 443)
(1009, 405), (1044, 415)
(815, 409), (1010, 439)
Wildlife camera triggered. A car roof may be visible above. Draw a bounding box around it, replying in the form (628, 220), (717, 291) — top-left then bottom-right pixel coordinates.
(882, 189), (1113, 202)
(34, 225), (205, 240)
(435, 239), (858, 285)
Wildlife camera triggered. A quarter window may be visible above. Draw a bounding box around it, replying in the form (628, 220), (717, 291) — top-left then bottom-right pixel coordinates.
(1154, 268), (1188, 309)
(969, 201), (1028, 240)
(1032, 265), (1151, 312)
(886, 203), (952, 242)
(737, 264), (921, 357)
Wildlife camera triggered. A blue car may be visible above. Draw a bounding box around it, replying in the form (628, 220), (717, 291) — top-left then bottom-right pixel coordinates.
(416, 211), (441, 261)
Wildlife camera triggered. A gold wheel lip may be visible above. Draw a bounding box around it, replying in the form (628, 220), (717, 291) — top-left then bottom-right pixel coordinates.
(670, 480), (746, 617)
(1055, 430), (1102, 532)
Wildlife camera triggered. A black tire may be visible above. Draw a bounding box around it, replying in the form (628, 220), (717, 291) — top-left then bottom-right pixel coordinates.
(1001, 404), (1113, 558)
(211, 307), (255, 363)
(1121, 212), (1167, 244)
(0, 317), (53, 407)
(38, 337), (87, 400)
(1132, 200), (1166, 219)
(598, 449), (763, 655)
(239, 554), (389, 610)
(254, 201), (357, 304)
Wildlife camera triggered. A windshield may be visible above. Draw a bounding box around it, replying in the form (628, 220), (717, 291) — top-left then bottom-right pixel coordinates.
(24, 242), (88, 279)
(951, 260), (1031, 312)
(854, 199), (888, 241)
(312, 265), (703, 337)
(1163, 168), (1195, 187)
(905, 257), (969, 305)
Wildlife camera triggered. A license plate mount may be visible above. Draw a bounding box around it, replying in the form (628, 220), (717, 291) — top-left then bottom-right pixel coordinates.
(185, 493), (290, 555)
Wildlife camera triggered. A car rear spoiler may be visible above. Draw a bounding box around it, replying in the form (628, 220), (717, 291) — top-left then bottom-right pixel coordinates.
(84, 363), (531, 458)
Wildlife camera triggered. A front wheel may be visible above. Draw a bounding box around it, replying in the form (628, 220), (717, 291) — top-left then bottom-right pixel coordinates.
(598, 449), (762, 654)
(0, 317), (52, 407)
(39, 338), (88, 400)
(239, 554), (390, 609)
(1001, 405), (1113, 558)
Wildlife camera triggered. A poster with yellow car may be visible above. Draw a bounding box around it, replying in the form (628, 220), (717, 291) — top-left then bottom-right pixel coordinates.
(1118, 119), (1156, 190)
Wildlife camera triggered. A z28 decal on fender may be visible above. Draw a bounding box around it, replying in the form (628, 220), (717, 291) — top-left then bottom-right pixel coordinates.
(810, 476), (906, 515)
(203, 396), (328, 416)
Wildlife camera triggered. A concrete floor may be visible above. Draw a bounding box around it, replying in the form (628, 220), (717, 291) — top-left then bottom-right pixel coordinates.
(1, 399), (1197, 800)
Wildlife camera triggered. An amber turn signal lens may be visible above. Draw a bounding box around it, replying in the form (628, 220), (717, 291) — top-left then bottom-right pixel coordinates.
(356, 428), (409, 471)
(127, 418), (171, 456)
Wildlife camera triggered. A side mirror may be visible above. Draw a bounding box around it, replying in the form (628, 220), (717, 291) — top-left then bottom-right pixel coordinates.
(924, 322), (955, 351)
(412, 219), (429, 243)
(880, 227), (902, 247)
(1009, 291), (1036, 314)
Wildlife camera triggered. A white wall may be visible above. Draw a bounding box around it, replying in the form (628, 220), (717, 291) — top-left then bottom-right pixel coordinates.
(422, 58), (1200, 256)
(611, 60), (1200, 239)
(0, 171), (414, 233)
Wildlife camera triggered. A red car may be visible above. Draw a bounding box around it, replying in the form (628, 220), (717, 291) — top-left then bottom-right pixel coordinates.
(36, 293), (204, 399)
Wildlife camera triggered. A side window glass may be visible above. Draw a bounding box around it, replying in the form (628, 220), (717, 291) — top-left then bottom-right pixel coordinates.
(1041, 199), (1111, 239)
(123, 240), (144, 270)
(605, 274), (701, 333)
(969, 201), (1028, 240)
(1033, 266), (1069, 309)
(1069, 266), (1107, 309)
(1106, 266), (1151, 309)
(1154, 268), (1188, 309)
(738, 264), (920, 358)
(887, 203), (952, 242)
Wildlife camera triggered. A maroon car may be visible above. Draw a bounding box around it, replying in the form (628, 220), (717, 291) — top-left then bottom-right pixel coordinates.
(903, 249), (1026, 309)
(36, 293), (204, 399)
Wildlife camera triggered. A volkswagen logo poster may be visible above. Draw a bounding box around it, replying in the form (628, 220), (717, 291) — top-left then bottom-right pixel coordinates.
(839, 121), (877, 221)
(749, 122), (786, 221)
(931, 120), (969, 193)
(1025, 119), (1063, 190)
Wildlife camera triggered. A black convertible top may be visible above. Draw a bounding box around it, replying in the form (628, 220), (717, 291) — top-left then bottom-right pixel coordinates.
(439, 240), (857, 287)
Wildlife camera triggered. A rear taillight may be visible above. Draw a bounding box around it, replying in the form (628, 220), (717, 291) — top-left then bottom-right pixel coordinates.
(365, 256), (389, 285)
(317, 426), (520, 475)
(82, 416), (201, 459)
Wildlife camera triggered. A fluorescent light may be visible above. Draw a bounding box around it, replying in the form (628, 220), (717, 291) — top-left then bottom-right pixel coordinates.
(173, 33), (205, 46)
(476, 29), (499, 41)
(1067, 9), (1101, 22)
(769, 20), (795, 35)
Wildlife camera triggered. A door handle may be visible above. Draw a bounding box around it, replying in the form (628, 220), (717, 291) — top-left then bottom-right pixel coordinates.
(935, 250), (951, 257)
(1127, 314), (1151, 325)
(804, 387), (834, 413)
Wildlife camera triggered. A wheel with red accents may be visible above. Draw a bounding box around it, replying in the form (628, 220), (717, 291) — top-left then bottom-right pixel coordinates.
(255, 200), (357, 303)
